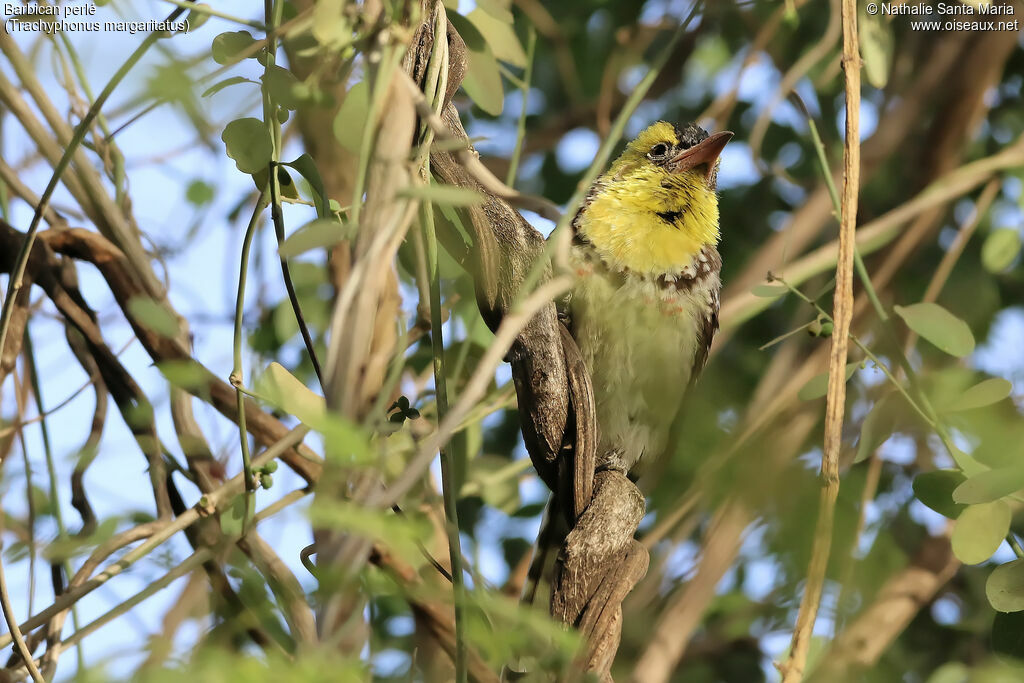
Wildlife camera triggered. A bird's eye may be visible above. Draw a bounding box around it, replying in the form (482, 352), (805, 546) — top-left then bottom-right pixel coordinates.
(648, 143), (670, 159)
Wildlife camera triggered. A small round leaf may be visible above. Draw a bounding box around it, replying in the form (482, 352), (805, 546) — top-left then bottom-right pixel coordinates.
(127, 297), (180, 338)
(982, 228), (1022, 274)
(987, 560), (1024, 612)
(221, 118), (273, 174)
(185, 179), (215, 207)
(913, 470), (967, 519)
(993, 610), (1024, 661)
(953, 466), (1024, 505)
(951, 501), (1011, 565)
(211, 31), (256, 65)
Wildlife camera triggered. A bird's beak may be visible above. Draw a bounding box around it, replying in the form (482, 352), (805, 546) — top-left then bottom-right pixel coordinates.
(669, 131), (733, 181)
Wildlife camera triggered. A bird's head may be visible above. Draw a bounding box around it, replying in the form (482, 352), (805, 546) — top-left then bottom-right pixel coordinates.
(611, 121), (732, 191)
(579, 121), (732, 275)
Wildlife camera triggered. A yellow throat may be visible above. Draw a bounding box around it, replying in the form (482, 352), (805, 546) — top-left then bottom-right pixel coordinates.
(576, 121), (727, 276)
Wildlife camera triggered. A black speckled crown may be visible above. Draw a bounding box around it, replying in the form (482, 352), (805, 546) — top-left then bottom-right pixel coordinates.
(673, 123), (709, 149)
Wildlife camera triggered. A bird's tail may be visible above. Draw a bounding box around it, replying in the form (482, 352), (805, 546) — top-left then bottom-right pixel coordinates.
(520, 496), (567, 606)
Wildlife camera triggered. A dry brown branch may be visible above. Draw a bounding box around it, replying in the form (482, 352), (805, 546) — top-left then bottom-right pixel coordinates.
(314, 42), (419, 640)
(778, 1), (860, 679)
(0, 426), (310, 652)
(28, 227), (323, 485)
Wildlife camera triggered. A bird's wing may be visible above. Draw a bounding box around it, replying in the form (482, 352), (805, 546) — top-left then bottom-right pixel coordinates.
(569, 178), (606, 237)
(690, 287), (719, 386)
(689, 249), (722, 387)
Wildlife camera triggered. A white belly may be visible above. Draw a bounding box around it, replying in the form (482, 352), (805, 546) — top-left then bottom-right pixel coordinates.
(569, 269), (703, 474)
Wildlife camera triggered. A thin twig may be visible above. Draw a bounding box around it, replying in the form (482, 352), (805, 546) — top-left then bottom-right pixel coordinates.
(779, 1), (860, 679)
(720, 137), (1024, 331)
(506, 28), (536, 187)
(0, 425), (310, 650)
(0, 539), (45, 683)
(919, 179), (1000, 308)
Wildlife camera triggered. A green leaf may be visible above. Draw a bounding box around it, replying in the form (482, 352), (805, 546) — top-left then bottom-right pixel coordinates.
(308, 500), (427, 564)
(941, 378), (1013, 412)
(859, 2), (893, 88)
(988, 560), (1024, 612)
(797, 362), (858, 401)
(854, 392), (897, 463)
(317, 413), (372, 464)
(913, 470), (968, 519)
(397, 184), (483, 206)
(894, 303), (975, 358)
(252, 363), (371, 463)
(993, 610), (1024, 660)
(475, 0), (514, 22)
(253, 362), (326, 426)
(448, 13), (504, 115)
(333, 81), (369, 153)
(220, 495), (255, 537)
(261, 65), (303, 110)
(155, 360), (210, 392)
(278, 219), (354, 258)
(251, 166), (299, 199)
(982, 228), (1022, 273)
(44, 518), (119, 563)
(925, 663), (969, 683)
(751, 283), (787, 298)
(221, 118), (273, 175)
(953, 466), (1024, 505)
(185, 3), (211, 31)
(185, 179), (215, 207)
(466, 9), (526, 66)
(127, 297), (180, 338)
(211, 30), (256, 65)
(949, 446), (988, 477)
(201, 76), (254, 98)
(312, 0), (350, 46)
(951, 500), (1010, 565)
(284, 153), (330, 218)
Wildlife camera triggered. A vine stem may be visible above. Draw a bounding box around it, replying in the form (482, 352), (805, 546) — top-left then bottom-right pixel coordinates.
(232, 191), (271, 511)
(779, 0), (860, 680)
(421, 194), (467, 683)
(261, 0), (324, 392)
(24, 332), (86, 670)
(419, 6), (467, 680)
